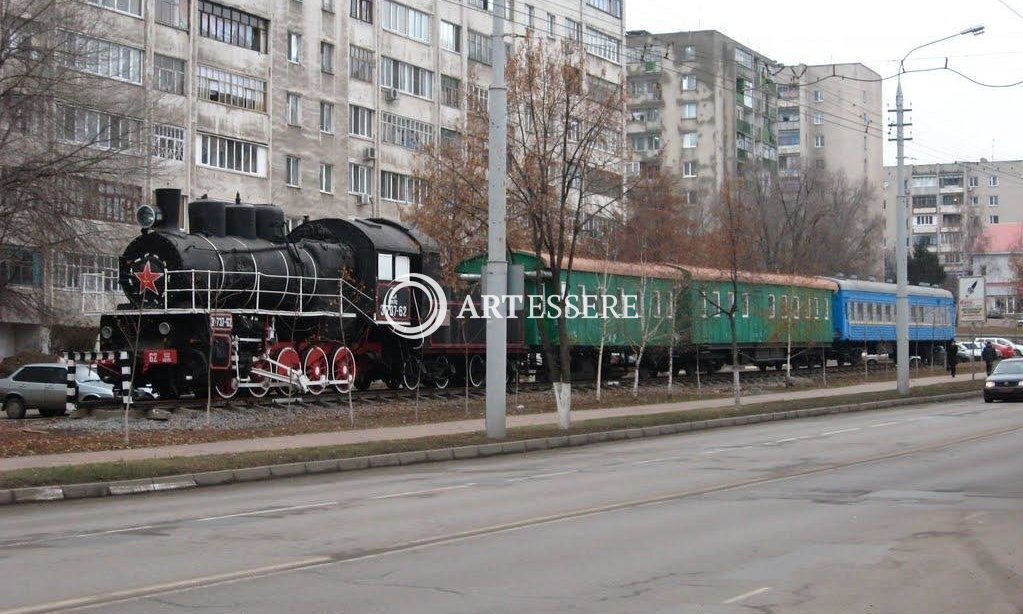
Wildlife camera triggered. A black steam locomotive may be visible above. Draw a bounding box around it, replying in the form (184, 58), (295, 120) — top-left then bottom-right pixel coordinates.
(99, 189), (442, 398)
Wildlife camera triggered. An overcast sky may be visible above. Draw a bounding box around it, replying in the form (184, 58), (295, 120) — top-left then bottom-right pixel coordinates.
(626, 0), (1023, 166)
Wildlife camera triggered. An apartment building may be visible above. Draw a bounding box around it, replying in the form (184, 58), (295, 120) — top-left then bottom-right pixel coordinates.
(0, 0), (626, 357)
(882, 159), (1023, 278)
(625, 30), (779, 209)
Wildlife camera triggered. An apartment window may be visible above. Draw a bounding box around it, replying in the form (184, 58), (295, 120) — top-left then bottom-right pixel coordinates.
(86, 0), (141, 16)
(585, 0), (621, 18)
(630, 108), (659, 122)
(196, 65), (266, 111)
(911, 175), (937, 188)
(60, 31), (142, 84)
(813, 89), (824, 102)
(55, 253), (118, 292)
(320, 163), (334, 193)
(681, 102), (697, 119)
(152, 124), (185, 161)
(198, 1), (268, 52)
(814, 135), (825, 148)
(380, 57), (434, 98)
(468, 30), (492, 65)
(912, 195), (937, 207)
(440, 128), (460, 148)
(971, 196), (979, 206)
(382, 0), (431, 43)
(526, 5), (534, 28)
(320, 101), (334, 133)
(683, 161), (697, 177)
(286, 93), (301, 126)
(990, 175), (999, 187)
(380, 170), (424, 205)
(990, 215), (1000, 224)
(156, 0), (189, 29)
(630, 134), (660, 152)
(351, 0), (373, 23)
(320, 41), (334, 73)
(585, 27), (620, 63)
(197, 133), (267, 176)
(682, 45), (696, 60)
(467, 83), (488, 114)
(349, 104), (374, 138)
(286, 155), (300, 187)
(349, 45), (374, 82)
(153, 54), (186, 94)
(681, 75), (697, 91)
(380, 112), (434, 150)
(734, 48), (753, 68)
(349, 163), (372, 195)
(441, 75), (461, 108)
(547, 13), (555, 38)
(682, 132), (697, 149)
(322, 0), (335, 11)
(565, 18), (582, 42)
(914, 215), (934, 226)
(440, 21), (460, 52)
(57, 105), (141, 151)
(969, 176), (979, 187)
(287, 32), (302, 63)
(990, 195), (1000, 206)
(812, 112), (824, 125)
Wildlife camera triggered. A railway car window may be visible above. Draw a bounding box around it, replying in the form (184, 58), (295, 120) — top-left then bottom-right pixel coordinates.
(743, 293), (750, 318)
(395, 255), (410, 279)
(653, 291), (661, 317)
(793, 297), (800, 319)
(727, 292), (734, 315)
(701, 292), (708, 319)
(712, 292), (721, 317)
(767, 294), (775, 318)
(780, 296), (788, 318)
(378, 253), (393, 280)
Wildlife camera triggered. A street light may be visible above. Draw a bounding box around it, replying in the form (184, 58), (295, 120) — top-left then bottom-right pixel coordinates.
(894, 25), (984, 395)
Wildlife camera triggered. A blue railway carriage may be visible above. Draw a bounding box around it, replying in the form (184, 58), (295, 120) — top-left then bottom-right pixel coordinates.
(828, 279), (956, 365)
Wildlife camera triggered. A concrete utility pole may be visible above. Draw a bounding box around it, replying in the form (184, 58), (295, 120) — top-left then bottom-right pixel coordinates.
(892, 25), (984, 396)
(485, 0), (508, 439)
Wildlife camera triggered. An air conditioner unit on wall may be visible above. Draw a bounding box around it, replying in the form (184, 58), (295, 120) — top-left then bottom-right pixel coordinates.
(357, 193), (372, 206)
(383, 87), (399, 102)
(363, 146), (376, 161)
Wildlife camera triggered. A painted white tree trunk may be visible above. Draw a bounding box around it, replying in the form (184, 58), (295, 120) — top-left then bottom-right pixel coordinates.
(553, 382), (572, 429)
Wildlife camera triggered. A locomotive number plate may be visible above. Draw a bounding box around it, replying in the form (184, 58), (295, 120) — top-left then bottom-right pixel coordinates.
(209, 313), (234, 331)
(143, 349), (178, 366)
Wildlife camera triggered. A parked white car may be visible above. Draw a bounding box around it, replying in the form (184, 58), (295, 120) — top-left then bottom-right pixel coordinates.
(957, 342), (983, 360)
(974, 337), (1023, 357)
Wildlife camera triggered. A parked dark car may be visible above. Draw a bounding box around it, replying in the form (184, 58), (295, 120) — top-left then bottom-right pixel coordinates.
(983, 358), (1023, 402)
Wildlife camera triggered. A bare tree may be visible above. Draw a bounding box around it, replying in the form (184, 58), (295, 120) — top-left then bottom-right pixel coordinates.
(0, 0), (154, 336)
(412, 35), (628, 410)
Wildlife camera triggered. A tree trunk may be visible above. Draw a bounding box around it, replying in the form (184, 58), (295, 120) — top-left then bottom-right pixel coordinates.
(595, 339), (605, 402)
(730, 316), (741, 407)
(632, 346), (644, 398)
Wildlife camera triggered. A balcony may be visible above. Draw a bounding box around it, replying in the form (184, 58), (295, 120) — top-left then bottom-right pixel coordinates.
(737, 148), (749, 161)
(737, 119), (752, 135)
(627, 60), (662, 75)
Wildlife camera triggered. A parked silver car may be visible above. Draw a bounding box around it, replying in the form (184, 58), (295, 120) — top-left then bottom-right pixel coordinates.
(0, 363), (116, 419)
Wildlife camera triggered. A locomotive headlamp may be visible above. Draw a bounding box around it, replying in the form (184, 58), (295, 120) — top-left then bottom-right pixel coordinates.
(100, 325), (113, 340)
(136, 204), (162, 229)
(158, 321), (172, 336)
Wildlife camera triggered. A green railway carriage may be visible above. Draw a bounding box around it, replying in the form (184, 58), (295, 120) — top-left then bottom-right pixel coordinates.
(676, 268), (838, 371)
(457, 251), (690, 352)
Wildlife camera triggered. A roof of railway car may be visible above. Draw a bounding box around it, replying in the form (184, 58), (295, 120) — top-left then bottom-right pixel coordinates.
(824, 278), (953, 299)
(348, 218), (422, 254)
(672, 265), (838, 290)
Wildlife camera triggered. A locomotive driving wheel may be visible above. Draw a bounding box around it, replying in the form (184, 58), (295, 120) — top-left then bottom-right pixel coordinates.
(247, 357), (271, 398)
(302, 346), (329, 396)
(274, 346), (301, 394)
(331, 347), (356, 394)
(213, 374), (239, 399)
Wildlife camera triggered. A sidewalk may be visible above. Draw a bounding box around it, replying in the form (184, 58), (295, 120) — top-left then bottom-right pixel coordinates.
(0, 375), (971, 472)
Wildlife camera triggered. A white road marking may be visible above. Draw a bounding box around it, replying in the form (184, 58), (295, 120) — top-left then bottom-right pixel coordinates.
(194, 502), (337, 522)
(371, 483), (476, 500)
(821, 427), (862, 436)
(869, 421), (902, 428)
(722, 586), (772, 604)
(4, 525), (156, 548)
(632, 456), (684, 465)
(964, 511), (987, 522)
(773, 435), (812, 443)
(506, 470), (578, 482)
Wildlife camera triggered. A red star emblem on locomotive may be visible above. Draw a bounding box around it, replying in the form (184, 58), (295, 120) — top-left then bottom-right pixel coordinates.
(133, 261), (164, 295)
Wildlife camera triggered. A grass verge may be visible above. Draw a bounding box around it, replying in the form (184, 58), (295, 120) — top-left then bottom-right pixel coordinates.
(0, 380), (983, 489)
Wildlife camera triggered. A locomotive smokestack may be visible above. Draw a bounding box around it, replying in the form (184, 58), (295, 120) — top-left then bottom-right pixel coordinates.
(152, 188), (181, 230)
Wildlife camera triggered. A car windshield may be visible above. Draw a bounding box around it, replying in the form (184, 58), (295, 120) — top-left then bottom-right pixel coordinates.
(992, 361), (1023, 375)
(75, 365), (100, 382)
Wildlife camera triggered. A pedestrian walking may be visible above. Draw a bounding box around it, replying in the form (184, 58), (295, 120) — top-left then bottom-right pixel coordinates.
(947, 341), (958, 378)
(982, 341), (998, 376)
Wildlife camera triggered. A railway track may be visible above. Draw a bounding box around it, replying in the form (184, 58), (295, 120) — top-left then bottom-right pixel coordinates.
(73, 361), (948, 418)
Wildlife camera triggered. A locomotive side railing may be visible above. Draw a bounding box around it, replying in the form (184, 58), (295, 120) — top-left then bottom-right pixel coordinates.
(83, 269), (358, 318)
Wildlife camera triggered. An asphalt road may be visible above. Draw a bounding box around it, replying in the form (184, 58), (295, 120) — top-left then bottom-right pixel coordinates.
(2, 397), (1022, 613)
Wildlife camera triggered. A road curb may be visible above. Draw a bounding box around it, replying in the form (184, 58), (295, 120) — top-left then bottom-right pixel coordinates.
(0, 391), (979, 506)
